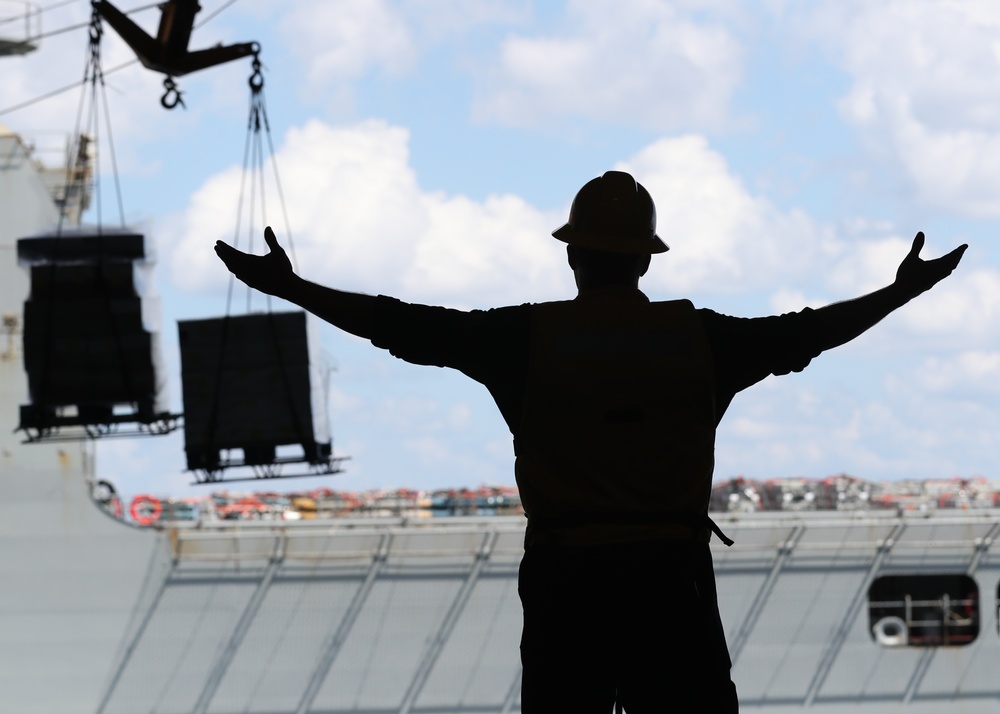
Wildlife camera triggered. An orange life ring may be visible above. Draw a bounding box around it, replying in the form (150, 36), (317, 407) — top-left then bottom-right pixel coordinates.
(130, 495), (162, 526)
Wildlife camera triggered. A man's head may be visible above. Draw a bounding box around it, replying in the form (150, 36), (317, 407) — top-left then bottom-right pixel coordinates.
(554, 171), (663, 291)
(553, 171), (667, 255)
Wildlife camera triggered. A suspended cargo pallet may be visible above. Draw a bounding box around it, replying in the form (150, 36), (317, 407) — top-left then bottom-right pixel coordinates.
(15, 227), (178, 442)
(178, 311), (345, 484)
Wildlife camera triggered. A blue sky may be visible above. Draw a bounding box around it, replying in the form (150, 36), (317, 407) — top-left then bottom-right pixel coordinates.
(2, 0), (998, 499)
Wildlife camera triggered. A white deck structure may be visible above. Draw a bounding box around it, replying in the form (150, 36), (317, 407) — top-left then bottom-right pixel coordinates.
(70, 510), (997, 714)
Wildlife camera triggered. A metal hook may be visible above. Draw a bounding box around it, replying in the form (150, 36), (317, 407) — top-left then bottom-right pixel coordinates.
(89, 7), (102, 44)
(248, 52), (264, 92)
(161, 76), (185, 110)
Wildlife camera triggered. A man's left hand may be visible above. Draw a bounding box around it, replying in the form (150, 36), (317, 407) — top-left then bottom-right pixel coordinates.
(215, 226), (295, 298)
(894, 232), (967, 298)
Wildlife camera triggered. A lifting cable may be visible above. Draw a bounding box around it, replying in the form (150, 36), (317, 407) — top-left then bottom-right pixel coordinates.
(200, 53), (314, 480)
(77, 8), (127, 233)
(30, 7), (139, 437)
(226, 53), (298, 315)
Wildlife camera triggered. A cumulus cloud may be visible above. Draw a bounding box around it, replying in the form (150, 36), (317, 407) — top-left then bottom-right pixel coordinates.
(169, 117), (567, 306)
(473, 0), (745, 130)
(620, 135), (838, 295)
(171, 118), (422, 290)
(274, 0), (528, 82)
(909, 351), (1000, 396)
(769, 287), (833, 314)
(278, 0), (415, 87)
(169, 116), (998, 352)
(403, 435), (451, 464)
(825, 233), (910, 297)
(813, 0), (1000, 216)
(398, 0), (530, 44)
(716, 368), (999, 482)
(893, 265), (1000, 343)
(171, 121), (843, 306)
(348, 388), (511, 489)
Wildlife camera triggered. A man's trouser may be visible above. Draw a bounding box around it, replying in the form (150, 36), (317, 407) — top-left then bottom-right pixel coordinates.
(518, 538), (739, 713)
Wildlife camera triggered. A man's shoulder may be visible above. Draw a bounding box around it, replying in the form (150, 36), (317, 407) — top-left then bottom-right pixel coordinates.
(376, 296), (531, 321)
(654, 298), (696, 310)
(695, 305), (817, 331)
(473, 302), (535, 328)
(482, 302), (536, 314)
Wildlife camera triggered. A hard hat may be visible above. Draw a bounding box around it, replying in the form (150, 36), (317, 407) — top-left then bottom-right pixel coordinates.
(552, 171), (668, 254)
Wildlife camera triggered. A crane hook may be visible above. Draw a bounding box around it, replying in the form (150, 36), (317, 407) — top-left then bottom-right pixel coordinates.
(161, 76), (185, 110)
(248, 52), (263, 93)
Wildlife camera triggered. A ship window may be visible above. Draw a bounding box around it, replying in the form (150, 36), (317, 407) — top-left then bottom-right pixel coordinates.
(868, 574), (979, 647)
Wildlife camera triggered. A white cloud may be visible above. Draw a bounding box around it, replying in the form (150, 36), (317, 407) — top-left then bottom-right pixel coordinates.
(168, 117), (567, 306)
(814, 0), (1000, 216)
(621, 135), (838, 295)
(272, 0), (527, 78)
(403, 435), (451, 464)
(256, 0), (532, 112)
(907, 351), (1000, 396)
(171, 123), (840, 306)
(825, 234), (909, 297)
(172, 119), (423, 291)
(770, 288), (826, 313)
(328, 384), (364, 412)
(398, 0), (530, 44)
(448, 402), (473, 429)
(893, 265), (1000, 342)
(473, 0), (745, 130)
(404, 190), (567, 303)
(716, 369), (999, 482)
(279, 0), (415, 88)
(169, 118), (994, 359)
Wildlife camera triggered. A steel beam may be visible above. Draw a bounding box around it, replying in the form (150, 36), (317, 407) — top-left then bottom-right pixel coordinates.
(191, 533), (284, 714)
(966, 521), (1000, 576)
(95, 553), (177, 714)
(803, 520), (906, 706)
(294, 532), (391, 714)
(397, 530), (499, 714)
(500, 668), (522, 714)
(729, 524), (804, 664)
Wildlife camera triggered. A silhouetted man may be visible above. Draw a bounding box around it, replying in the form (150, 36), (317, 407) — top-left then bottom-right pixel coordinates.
(215, 171), (966, 713)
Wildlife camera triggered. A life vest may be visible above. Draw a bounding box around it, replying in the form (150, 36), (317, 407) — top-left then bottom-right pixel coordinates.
(515, 293), (720, 547)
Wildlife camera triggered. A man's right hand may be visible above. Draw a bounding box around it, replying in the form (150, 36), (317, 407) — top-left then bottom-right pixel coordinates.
(215, 226), (295, 297)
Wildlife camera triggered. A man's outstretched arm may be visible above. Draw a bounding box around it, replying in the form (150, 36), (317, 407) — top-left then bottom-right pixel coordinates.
(811, 232), (967, 352)
(214, 226), (377, 340)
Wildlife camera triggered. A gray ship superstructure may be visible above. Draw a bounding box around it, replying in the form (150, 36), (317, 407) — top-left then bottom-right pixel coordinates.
(0, 123), (161, 714)
(1, 122), (999, 713)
